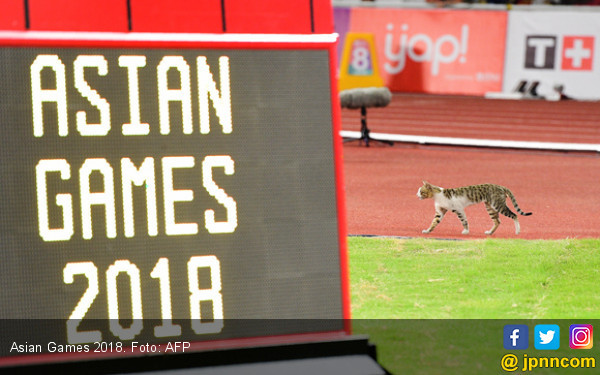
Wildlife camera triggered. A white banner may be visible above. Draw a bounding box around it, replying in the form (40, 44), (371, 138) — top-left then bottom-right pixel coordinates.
(504, 11), (600, 100)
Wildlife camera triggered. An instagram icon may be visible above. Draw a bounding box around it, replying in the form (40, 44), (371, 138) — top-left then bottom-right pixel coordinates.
(570, 324), (593, 349)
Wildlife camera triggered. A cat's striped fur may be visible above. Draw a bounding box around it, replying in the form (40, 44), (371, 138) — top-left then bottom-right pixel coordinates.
(417, 181), (532, 235)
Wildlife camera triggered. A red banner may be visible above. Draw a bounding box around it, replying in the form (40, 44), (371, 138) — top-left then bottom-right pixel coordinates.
(349, 8), (507, 95)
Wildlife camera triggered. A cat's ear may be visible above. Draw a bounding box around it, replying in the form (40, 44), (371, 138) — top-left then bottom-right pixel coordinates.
(423, 180), (431, 187)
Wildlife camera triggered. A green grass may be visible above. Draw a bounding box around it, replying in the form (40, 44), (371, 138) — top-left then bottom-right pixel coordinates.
(350, 237), (600, 319)
(348, 237), (600, 374)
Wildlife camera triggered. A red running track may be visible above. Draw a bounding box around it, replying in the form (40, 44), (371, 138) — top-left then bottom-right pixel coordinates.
(341, 94), (600, 144)
(342, 94), (600, 240)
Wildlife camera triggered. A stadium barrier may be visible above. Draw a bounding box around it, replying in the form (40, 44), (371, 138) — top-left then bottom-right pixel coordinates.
(335, 5), (600, 100)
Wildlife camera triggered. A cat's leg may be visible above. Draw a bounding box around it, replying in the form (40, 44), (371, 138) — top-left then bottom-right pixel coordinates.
(453, 208), (469, 234)
(497, 204), (520, 234)
(484, 202), (501, 235)
(423, 207), (447, 234)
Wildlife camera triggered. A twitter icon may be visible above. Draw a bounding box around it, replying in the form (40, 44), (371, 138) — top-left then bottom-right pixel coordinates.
(535, 324), (560, 350)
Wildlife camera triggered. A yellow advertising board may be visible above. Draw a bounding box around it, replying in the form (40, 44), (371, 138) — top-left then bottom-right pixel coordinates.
(338, 32), (384, 91)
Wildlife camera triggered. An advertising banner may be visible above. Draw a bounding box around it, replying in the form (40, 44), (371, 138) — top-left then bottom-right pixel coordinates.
(504, 11), (600, 100)
(348, 8), (507, 95)
(338, 32), (385, 90)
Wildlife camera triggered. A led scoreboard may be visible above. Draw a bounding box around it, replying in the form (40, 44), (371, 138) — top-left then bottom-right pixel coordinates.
(0, 32), (348, 365)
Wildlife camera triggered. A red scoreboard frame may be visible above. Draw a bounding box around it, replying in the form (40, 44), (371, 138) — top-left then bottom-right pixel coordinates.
(0, 30), (350, 367)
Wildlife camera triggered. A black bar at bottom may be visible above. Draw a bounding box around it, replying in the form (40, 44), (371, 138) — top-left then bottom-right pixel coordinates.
(4, 335), (390, 375)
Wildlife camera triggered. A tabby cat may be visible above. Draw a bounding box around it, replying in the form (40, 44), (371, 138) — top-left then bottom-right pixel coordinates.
(417, 181), (532, 235)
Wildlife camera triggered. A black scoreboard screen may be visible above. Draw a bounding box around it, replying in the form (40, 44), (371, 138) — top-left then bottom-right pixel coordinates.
(0, 32), (348, 364)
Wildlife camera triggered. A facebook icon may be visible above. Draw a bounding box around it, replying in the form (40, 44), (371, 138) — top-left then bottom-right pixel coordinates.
(504, 325), (529, 350)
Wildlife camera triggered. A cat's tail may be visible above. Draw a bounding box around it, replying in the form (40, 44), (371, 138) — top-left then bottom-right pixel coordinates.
(505, 189), (532, 216)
